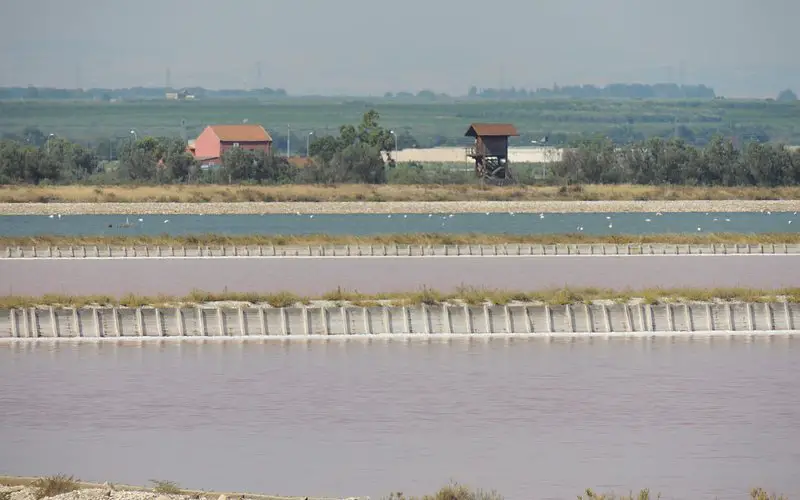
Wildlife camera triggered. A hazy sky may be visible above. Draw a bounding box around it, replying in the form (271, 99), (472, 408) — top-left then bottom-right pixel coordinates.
(1, 0), (798, 97)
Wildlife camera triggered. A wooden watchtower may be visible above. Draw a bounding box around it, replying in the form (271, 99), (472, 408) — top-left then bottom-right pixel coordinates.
(465, 123), (519, 184)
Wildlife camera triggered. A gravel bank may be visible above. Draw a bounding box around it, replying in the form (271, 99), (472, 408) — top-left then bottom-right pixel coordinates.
(0, 483), (357, 500)
(2, 200), (800, 215)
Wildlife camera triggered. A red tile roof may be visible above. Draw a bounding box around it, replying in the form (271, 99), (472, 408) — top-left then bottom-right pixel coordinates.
(465, 123), (519, 137)
(209, 124), (273, 142)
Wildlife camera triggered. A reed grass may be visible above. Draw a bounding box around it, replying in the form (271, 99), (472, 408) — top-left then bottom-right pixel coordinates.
(3, 232), (800, 249)
(2, 183), (800, 203)
(1, 286), (798, 309)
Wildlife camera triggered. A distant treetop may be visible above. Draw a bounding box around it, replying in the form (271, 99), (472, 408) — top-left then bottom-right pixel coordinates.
(777, 89), (798, 102)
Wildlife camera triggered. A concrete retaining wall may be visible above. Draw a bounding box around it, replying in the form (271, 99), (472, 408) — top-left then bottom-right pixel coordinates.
(4, 243), (800, 259)
(1, 302), (797, 340)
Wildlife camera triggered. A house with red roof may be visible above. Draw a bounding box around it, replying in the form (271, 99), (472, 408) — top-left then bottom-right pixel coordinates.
(189, 124), (273, 166)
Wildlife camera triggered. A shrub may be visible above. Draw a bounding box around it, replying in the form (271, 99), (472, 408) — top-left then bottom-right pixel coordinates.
(149, 479), (183, 495)
(31, 475), (80, 499)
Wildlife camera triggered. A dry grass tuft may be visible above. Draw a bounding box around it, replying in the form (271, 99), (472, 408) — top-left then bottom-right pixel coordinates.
(578, 488), (660, 500)
(31, 475), (80, 500)
(149, 479), (183, 495)
(383, 481), (504, 500)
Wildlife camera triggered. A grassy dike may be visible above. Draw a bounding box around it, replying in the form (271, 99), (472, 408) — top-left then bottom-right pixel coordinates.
(2, 183), (800, 203)
(0, 475), (790, 500)
(1, 286), (798, 309)
(2, 232), (800, 249)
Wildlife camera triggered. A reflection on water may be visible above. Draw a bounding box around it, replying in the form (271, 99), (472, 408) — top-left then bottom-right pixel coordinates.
(1, 337), (798, 500)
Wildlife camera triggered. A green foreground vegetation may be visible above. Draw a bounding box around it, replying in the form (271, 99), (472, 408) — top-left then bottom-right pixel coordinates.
(3, 232), (800, 249)
(2, 285), (798, 309)
(2, 108), (800, 188)
(0, 475), (790, 500)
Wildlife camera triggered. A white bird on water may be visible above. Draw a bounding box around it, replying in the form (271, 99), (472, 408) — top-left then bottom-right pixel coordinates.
(163, 219), (169, 223)
(48, 214), (54, 218)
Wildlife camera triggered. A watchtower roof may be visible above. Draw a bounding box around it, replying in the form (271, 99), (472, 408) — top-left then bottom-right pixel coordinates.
(465, 123), (519, 137)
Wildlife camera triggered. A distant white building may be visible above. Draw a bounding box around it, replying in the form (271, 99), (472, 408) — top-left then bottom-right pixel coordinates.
(385, 146), (564, 164)
(165, 89), (195, 100)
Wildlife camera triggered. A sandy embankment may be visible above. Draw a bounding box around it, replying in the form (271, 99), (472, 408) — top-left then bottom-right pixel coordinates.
(2, 200), (800, 215)
(0, 480), (354, 500)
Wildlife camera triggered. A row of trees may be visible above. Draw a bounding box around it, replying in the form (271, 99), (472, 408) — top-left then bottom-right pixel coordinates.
(0, 86), (288, 101)
(13, 83), (797, 103)
(6, 83), (728, 102)
(468, 83), (718, 100)
(0, 137), (99, 184)
(554, 136), (800, 187)
(0, 111), (396, 185)
(2, 110), (800, 187)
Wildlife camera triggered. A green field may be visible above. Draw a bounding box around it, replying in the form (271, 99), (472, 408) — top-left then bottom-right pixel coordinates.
(2, 97), (798, 149)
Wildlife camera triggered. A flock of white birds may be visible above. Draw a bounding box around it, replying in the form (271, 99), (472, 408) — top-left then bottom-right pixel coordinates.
(39, 209), (797, 234)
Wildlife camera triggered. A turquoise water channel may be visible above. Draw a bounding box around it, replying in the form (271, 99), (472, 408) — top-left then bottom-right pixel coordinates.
(0, 212), (797, 237)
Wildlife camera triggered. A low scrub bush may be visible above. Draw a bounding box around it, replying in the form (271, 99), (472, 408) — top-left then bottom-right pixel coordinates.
(31, 475), (80, 499)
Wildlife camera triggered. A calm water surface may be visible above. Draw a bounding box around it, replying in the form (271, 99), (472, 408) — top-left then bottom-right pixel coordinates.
(1, 338), (798, 500)
(1, 212), (797, 236)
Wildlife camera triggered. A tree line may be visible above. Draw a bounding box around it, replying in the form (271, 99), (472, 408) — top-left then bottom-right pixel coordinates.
(467, 83), (717, 100)
(20, 82), (800, 102)
(553, 136), (800, 187)
(2, 111), (800, 188)
(0, 86), (288, 101)
(0, 111), (394, 185)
